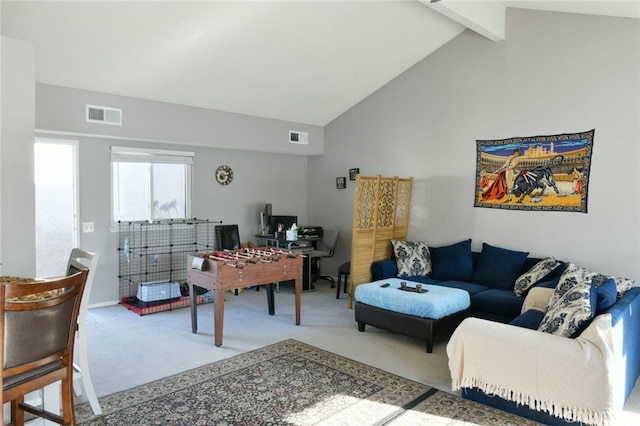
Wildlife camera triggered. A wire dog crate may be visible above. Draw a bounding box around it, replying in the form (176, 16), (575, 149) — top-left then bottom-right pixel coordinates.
(118, 219), (219, 315)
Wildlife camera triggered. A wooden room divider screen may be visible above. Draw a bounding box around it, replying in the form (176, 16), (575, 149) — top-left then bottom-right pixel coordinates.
(348, 175), (413, 308)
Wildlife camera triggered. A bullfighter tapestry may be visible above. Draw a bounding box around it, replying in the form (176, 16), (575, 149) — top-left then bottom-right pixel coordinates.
(474, 129), (594, 213)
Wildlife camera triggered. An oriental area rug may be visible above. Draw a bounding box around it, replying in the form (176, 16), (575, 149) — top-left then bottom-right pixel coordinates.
(75, 339), (538, 425)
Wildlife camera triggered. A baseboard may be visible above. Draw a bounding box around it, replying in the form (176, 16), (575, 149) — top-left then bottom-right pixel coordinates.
(88, 300), (119, 309)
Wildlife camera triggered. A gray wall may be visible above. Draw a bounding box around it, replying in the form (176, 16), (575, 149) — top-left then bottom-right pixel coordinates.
(36, 84), (324, 155)
(3, 9), (639, 305)
(310, 9), (640, 282)
(1, 37), (36, 277)
(37, 121), (310, 306)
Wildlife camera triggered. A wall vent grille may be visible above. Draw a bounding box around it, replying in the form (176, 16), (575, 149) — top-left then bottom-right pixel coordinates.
(86, 105), (122, 125)
(289, 130), (309, 145)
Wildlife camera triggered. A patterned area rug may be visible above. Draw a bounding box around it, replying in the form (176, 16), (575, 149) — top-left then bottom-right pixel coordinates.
(76, 339), (539, 425)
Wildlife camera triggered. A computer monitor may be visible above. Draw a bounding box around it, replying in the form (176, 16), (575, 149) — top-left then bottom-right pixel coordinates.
(261, 203), (272, 234)
(270, 215), (297, 237)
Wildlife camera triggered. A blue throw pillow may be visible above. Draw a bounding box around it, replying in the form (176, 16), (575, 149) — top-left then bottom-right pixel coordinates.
(509, 309), (545, 330)
(471, 243), (529, 290)
(592, 276), (617, 313)
(429, 239), (474, 282)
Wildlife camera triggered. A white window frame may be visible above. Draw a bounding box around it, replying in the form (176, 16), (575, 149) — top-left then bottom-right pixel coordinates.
(110, 146), (193, 224)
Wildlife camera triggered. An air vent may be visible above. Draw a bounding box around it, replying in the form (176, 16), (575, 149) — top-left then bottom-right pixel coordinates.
(289, 130), (309, 145)
(86, 105), (122, 126)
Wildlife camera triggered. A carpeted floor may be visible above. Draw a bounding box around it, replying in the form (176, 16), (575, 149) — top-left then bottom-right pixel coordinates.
(75, 339), (539, 425)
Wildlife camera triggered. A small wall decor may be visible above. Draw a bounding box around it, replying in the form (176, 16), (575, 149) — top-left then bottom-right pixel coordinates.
(349, 168), (360, 180)
(474, 129), (594, 213)
(215, 165), (233, 185)
(336, 177), (346, 189)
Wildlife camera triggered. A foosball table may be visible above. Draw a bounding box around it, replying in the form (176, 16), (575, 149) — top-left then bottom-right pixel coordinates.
(186, 247), (304, 346)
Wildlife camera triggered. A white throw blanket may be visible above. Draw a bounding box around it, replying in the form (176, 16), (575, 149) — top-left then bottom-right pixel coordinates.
(447, 314), (622, 426)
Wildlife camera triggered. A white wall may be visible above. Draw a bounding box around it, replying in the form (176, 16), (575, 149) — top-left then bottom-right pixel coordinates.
(310, 9), (640, 282)
(1, 37), (36, 276)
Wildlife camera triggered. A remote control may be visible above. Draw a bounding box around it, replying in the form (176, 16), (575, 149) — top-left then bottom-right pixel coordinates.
(380, 283), (390, 288)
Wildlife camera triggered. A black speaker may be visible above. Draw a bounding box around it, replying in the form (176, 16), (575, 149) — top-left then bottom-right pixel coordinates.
(264, 204), (272, 233)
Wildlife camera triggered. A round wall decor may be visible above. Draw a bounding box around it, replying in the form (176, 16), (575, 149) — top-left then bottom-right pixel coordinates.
(215, 165), (233, 185)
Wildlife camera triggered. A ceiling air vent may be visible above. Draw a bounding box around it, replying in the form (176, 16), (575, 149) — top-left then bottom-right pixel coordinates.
(86, 105), (122, 126)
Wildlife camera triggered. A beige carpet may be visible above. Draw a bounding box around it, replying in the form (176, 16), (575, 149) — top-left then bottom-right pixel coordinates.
(78, 281), (640, 425)
(75, 339), (540, 425)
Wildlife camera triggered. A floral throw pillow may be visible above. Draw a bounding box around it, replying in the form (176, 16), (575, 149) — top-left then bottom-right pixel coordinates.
(588, 272), (635, 299)
(391, 240), (431, 277)
(513, 257), (560, 296)
(538, 263), (595, 338)
(613, 277), (635, 298)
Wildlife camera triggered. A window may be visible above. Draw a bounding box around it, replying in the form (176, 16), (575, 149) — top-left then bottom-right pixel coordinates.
(111, 146), (193, 222)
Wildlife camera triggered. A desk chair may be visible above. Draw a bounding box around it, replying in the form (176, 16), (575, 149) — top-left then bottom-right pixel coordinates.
(311, 230), (340, 286)
(1, 270), (89, 426)
(215, 225), (243, 295)
(215, 224), (241, 251)
(66, 248), (101, 415)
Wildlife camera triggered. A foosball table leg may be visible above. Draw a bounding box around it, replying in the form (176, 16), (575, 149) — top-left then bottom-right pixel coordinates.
(189, 283), (198, 333)
(214, 288), (225, 346)
(266, 283), (275, 315)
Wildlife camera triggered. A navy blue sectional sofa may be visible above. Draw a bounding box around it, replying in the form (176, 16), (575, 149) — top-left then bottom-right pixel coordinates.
(370, 239), (567, 324)
(367, 239), (640, 425)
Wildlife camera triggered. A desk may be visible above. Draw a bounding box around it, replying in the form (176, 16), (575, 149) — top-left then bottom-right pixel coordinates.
(255, 234), (319, 248)
(255, 235), (316, 291)
(186, 249), (303, 346)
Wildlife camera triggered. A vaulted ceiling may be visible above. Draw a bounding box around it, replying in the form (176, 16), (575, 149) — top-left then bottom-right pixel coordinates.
(2, 1), (639, 126)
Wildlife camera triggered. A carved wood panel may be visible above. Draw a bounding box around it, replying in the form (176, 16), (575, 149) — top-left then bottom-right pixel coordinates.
(348, 175), (412, 308)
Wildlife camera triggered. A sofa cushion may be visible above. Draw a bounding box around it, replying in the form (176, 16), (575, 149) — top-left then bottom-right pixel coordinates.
(470, 243), (529, 290)
(471, 289), (524, 318)
(436, 280), (490, 295)
(538, 264), (596, 338)
(391, 240), (431, 277)
(429, 239), (474, 282)
(370, 259), (398, 281)
(513, 257), (561, 296)
(509, 309), (545, 330)
(398, 275), (441, 285)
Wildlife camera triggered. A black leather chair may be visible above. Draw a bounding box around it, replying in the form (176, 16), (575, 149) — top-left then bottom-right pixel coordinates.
(214, 224), (241, 251)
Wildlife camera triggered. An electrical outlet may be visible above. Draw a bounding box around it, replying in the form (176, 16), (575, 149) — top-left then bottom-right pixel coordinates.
(82, 222), (95, 233)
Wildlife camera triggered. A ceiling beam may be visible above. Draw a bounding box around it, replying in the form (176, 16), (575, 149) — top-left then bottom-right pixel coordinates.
(423, 0), (506, 41)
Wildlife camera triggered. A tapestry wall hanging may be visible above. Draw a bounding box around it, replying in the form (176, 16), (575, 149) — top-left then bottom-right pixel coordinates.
(475, 129), (594, 213)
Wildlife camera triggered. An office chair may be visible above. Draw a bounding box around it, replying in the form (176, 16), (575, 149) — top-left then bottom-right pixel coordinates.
(311, 230), (340, 286)
(1, 270), (89, 426)
(215, 225), (244, 295)
(214, 224), (241, 251)
(66, 248), (102, 415)
(215, 224), (272, 296)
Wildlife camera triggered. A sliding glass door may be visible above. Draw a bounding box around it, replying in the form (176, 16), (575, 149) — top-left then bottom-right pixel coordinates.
(34, 138), (79, 277)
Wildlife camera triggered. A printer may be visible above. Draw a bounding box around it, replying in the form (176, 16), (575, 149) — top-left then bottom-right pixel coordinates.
(300, 226), (323, 238)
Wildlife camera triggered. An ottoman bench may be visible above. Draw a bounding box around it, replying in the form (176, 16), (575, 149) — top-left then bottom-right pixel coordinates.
(354, 278), (471, 353)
